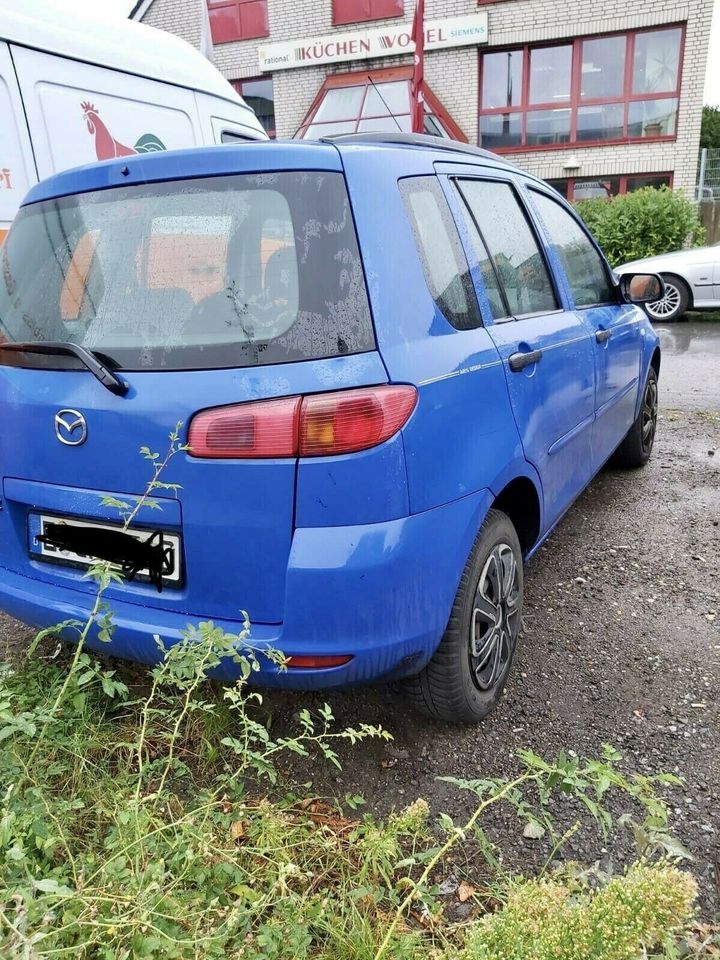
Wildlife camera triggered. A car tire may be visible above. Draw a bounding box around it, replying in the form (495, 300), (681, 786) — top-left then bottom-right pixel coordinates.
(645, 274), (690, 323)
(612, 367), (659, 469)
(403, 509), (523, 724)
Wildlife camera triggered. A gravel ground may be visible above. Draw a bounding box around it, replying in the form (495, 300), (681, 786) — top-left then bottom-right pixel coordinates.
(274, 321), (720, 913)
(1, 321), (718, 912)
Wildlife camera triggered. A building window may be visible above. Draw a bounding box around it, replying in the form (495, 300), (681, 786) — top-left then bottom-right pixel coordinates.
(233, 77), (275, 137)
(295, 67), (466, 141)
(207, 0), (269, 44)
(332, 0), (403, 26)
(479, 26), (683, 152)
(546, 173), (672, 201)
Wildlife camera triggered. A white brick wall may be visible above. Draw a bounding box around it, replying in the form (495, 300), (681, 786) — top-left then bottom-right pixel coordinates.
(141, 0), (712, 192)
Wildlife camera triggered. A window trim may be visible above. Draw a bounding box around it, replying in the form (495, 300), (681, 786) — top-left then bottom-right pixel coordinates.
(526, 185), (620, 309)
(295, 66), (468, 141)
(548, 172), (673, 201)
(451, 175), (565, 323)
(478, 24), (686, 154)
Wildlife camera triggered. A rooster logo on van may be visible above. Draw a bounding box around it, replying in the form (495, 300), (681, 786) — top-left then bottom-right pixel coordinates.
(0, 169), (12, 190)
(81, 101), (167, 162)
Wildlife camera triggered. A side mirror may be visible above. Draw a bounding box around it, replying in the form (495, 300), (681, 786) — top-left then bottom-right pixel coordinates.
(619, 272), (665, 304)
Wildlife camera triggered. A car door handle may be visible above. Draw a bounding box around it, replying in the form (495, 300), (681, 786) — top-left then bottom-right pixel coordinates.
(595, 329), (612, 343)
(508, 349), (543, 372)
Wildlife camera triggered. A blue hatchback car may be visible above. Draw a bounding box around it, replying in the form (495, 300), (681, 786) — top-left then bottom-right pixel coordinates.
(0, 133), (662, 722)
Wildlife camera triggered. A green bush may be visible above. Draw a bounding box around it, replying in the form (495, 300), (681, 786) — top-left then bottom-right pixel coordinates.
(463, 865), (696, 960)
(574, 187), (704, 267)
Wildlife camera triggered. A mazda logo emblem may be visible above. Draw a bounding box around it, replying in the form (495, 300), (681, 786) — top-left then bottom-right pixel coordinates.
(55, 409), (87, 446)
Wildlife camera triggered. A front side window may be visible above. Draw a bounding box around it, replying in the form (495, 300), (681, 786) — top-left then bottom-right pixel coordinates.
(456, 180), (558, 317)
(530, 190), (615, 307)
(479, 26), (683, 150)
(0, 172), (375, 371)
(400, 177), (481, 331)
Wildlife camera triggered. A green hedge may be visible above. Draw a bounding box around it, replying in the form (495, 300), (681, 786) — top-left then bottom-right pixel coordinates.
(574, 187), (704, 267)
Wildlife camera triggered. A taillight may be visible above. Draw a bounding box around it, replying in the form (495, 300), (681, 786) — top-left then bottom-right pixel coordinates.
(300, 386), (417, 457)
(188, 386), (416, 459)
(188, 396), (301, 458)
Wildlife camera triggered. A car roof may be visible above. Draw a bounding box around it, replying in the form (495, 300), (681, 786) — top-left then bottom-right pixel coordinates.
(2, 0), (251, 108)
(22, 135), (540, 207)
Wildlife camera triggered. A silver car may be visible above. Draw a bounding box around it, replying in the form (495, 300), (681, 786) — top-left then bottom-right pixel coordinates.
(617, 245), (720, 322)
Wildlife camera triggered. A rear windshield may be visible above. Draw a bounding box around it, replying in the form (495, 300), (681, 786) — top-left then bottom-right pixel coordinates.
(0, 172), (375, 371)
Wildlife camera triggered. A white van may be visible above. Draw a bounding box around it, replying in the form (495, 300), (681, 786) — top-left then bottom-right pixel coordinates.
(1, 0), (266, 241)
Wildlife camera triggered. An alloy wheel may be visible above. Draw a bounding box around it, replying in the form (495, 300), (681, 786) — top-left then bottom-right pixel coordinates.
(469, 543), (521, 691)
(641, 375), (658, 454)
(646, 281), (682, 320)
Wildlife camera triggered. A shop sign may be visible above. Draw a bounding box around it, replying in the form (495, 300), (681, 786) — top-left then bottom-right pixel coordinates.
(258, 13), (488, 72)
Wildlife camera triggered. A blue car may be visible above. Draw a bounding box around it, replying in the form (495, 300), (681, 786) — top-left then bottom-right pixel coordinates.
(0, 133), (661, 723)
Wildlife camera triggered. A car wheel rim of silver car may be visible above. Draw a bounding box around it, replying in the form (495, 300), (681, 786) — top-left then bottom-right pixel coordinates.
(646, 282), (681, 319)
(469, 543), (520, 692)
(641, 376), (658, 453)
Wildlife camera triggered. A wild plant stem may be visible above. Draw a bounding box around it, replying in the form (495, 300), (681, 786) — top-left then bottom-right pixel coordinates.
(24, 588), (103, 770)
(151, 642), (215, 804)
(132, 670), (162, 805)
(373, 773), (533, 960)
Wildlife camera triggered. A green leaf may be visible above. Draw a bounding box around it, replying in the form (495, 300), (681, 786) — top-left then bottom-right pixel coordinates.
(34, 878), (74, 897)
(523, 820), (546, 840)
(100, 496), (131, 510)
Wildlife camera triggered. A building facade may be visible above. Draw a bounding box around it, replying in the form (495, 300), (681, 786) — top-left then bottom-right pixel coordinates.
(136, 0), (713, 198)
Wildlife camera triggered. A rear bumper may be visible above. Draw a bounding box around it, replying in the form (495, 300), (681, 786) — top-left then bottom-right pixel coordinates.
(0, 489), (491, 689)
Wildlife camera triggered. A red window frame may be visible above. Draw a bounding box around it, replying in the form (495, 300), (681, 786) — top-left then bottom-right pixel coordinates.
(295, 66), (467, 141)
(332, 0), (404, 26)
(549, 172), (673, 201)
(479, 24), (686, 154)
(207, 0), (269, 44)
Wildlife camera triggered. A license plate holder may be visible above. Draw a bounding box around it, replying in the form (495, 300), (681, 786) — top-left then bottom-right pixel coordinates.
(30, 513), (182, 591)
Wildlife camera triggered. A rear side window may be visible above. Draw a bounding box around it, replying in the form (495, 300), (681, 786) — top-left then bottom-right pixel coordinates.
(530, 190), (616, 307)
(452, 195), (508, 321)
(455, 179), (558, 317)
(400, 177), (481, 331)
(0, 172), (374, 371)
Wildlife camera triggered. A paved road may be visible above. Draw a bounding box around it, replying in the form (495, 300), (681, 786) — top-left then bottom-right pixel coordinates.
(658, 318), (720, 410)
(1, 320), (718, 912)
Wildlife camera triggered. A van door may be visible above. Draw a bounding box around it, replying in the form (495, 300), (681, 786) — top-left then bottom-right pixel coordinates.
(451, 176), (596, 531)
(528, 188), (642, 470)
(10, 45), (202, 178)
(0, 41), (35, 240)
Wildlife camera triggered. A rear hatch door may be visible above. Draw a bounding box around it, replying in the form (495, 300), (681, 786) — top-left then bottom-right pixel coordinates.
(0, 159), (381, 624)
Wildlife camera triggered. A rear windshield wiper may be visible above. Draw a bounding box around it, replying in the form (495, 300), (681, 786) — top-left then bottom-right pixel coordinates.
(0, 341), (128, 396)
